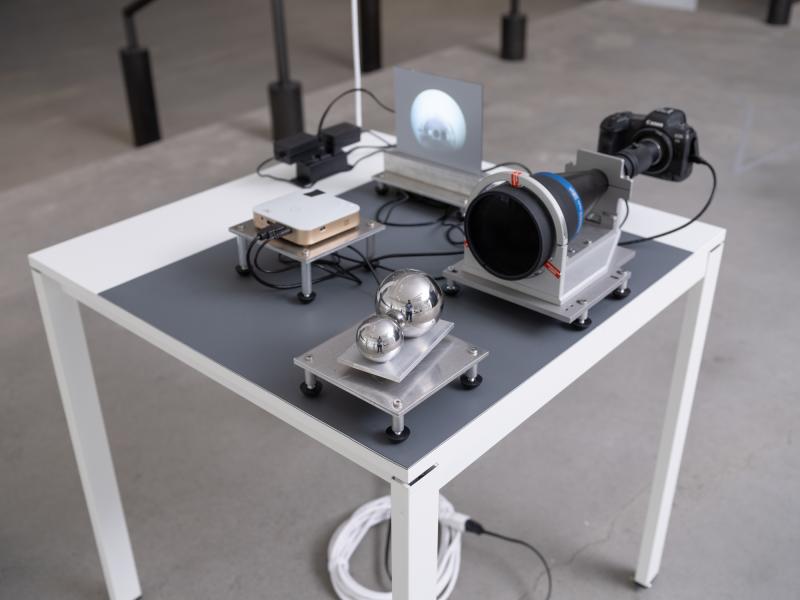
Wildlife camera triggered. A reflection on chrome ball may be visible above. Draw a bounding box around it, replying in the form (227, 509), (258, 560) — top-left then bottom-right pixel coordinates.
(375, 269), (443, 338)
(356, 315), (404, 363)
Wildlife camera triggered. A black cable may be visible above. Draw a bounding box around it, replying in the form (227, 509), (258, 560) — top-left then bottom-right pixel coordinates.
(465, 520), (552, 600)
(482, 161), (534, 176)
(370, 250), (464, 264)
(245, 237), (363, 290)
(256, 155), (313, 187)
(256, 156), (275, 174)
(344, 246), (381, 285)
(317, 87), (394, 135)
(376, 192), (456, 227)
(620, 196), (630, 230)
(445, 223), (465, 246)
(384, 522), (392, 582)
(363, 129), (394, 147)
(348, 146), (393, 169)
(344, 144), (394, 155)
(620, 157), (716, 246)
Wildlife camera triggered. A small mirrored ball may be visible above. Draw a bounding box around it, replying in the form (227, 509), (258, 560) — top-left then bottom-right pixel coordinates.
(375, 269), (443, 338)
(356, 315), (404, 363)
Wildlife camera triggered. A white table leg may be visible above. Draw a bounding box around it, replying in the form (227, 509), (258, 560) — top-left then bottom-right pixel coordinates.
(33, 271), (142, 600)
(634, 244), (724, 587)
(391, 475), (439, 600)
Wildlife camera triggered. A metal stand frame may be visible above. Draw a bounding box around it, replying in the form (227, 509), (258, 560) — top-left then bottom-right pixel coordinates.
(444, 150), (635, 328)
(230, 218), (384, 303)
(359, 0), (381, 72)
(767, 0), (796, 24)
(268, 0), (304, 140)
(294, 322), (488, 442)
(373, 151), (483, 212)
(120, 0), (161, 147)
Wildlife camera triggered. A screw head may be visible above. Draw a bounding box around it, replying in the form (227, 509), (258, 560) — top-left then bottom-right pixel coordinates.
(302, 248), (310, 256)
(583, 239), (592, 246)
(392, 400), (402, 410)
(577, 299), (588, 305)
(468, 346), (479, 356)
(304, 354), (313, 362)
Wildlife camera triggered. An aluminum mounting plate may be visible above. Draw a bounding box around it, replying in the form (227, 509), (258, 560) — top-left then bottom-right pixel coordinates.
(373, 171), (471, 210)
(294, 327), (488, 417)
(373, 150), (481, 210)
(444, 246), (635, 324)
(229, 218), (385, 263)
(338, 319), (454, 383)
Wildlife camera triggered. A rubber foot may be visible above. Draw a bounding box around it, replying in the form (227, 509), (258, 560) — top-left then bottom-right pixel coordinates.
(460, 373), (483, 389)
(297, 291), (316, 304)
(235, 265), (250, 276)
(611, 286), (631, 299)
(570, 317), (592, 331)
(300, 381), (323, 398)
(385, 425), (411, 443)
(443, 284), (460, 297)
(375, 182), (389, 196)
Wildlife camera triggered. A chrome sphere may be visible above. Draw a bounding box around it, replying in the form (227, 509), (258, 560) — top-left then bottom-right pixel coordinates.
(356, 315), (404, 363)
(375, 269), (443, 338)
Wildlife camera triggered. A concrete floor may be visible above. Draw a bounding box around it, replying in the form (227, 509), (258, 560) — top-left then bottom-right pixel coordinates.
(2, 1), (799, 599)
(0, 0), (586, 193)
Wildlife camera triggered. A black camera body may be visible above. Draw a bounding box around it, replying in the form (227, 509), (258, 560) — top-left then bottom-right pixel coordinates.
(598, 108), (699, 182)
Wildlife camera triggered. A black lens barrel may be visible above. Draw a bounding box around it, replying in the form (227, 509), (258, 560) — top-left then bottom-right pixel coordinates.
(465, 169), (610, 281)
(616, 139), (662, 177)
(533, 169), (609, 238)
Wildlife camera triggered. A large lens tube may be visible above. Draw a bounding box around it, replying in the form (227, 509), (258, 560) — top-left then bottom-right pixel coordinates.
(464, 169), (609, 280)
(534, 169), (609, 237)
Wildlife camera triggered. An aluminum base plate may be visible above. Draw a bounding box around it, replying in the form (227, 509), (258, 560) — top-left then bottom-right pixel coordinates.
(373, 150), (481, 211)
(338, 319), (454, 383)
(373, 171), (473, 210)
(229, 218), (385, 263)
(445, 246), (635, 324)
(294, 325), (488, 418)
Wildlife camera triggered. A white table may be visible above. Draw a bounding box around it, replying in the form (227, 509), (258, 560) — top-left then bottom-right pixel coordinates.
(30, 135), (725, 600)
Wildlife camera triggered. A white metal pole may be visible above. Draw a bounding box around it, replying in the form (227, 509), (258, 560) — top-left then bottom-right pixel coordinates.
(350, 0), (363, 127)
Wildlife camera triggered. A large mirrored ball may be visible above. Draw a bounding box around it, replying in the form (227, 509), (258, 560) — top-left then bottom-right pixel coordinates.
(375, 269), (443, 338)
(356, 315), (404, 363)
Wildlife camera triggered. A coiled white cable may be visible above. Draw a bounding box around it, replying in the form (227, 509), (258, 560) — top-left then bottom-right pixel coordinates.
(327, 495), (469, 600)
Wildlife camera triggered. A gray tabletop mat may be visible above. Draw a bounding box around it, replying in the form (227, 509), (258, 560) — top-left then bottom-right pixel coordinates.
(101, 182), (690, 468)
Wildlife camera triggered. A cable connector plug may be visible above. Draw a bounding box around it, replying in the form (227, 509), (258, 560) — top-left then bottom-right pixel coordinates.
(256, 223), (292, 241)
(464, 519), (485, 535)
(440, 511), (471, 533)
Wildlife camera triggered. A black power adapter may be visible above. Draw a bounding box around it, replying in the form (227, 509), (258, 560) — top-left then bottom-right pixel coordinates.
(273, 122), (361, 186)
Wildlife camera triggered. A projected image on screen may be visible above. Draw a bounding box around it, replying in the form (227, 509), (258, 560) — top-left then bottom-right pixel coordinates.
(394, 68), (483, 173)
(410, 89), (467, 151)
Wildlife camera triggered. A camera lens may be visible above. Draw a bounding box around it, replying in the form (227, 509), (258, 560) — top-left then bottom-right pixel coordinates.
(465, 170), (609, 281)
(633, 128), (673, 175)
(465, 183), (555, 280)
